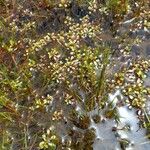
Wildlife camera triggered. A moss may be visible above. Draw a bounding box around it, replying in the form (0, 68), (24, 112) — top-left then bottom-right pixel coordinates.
(0, 0), (149, 149)
(92, 114), (101, 124)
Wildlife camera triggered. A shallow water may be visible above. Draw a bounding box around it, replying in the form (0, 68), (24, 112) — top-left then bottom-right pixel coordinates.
(91, 91), (150, 150)
(118, 106), (150, 150)
(92, 119), (120, 150)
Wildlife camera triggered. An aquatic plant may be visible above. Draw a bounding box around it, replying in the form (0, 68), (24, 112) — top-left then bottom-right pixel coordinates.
(0, 0), (150, 149)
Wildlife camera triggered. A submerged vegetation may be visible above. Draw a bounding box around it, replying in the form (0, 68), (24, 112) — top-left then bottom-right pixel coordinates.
(0, 0), (150, 149)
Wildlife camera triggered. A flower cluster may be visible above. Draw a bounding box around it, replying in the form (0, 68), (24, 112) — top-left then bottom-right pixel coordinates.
(108, 59), (150, 108)
(39, 128), (59, 150)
